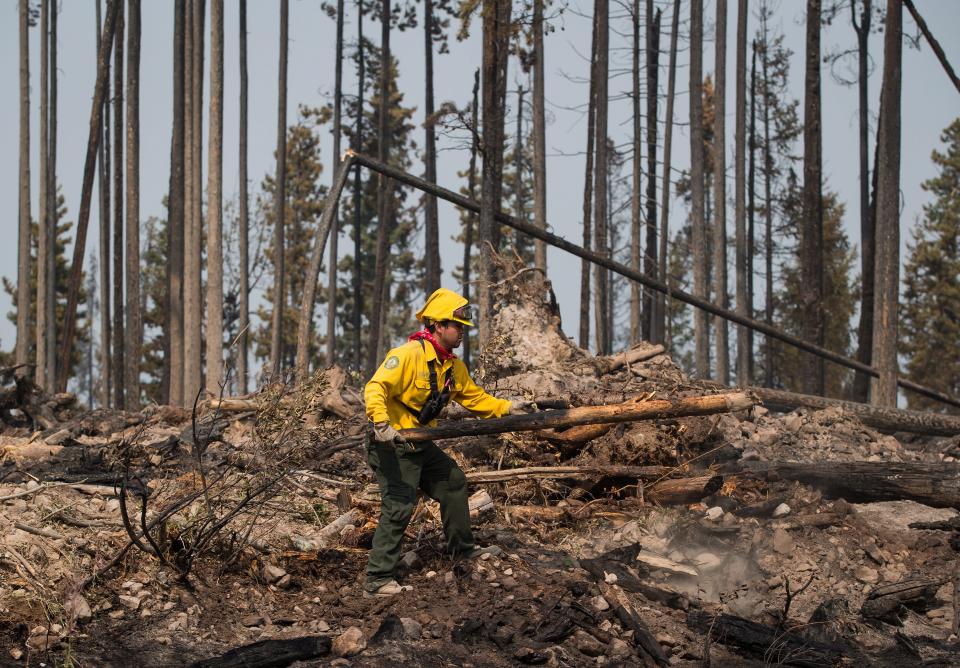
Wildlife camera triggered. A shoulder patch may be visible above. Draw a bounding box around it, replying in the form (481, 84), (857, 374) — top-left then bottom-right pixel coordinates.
(384, 356), (400, 370)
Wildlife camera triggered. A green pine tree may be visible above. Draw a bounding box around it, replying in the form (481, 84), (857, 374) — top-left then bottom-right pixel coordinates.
(254, 106), (331, 372)
(773, 179), (858, 399)
(2, 188), (90, 385)
(901, 117), (960, 414)
(336, 41), (422, 358)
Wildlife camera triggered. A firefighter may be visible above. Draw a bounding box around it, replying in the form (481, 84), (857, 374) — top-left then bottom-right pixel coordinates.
(362, 288), (531, 596)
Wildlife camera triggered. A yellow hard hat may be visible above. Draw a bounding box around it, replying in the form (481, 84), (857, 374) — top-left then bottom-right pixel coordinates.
(416, 288), (475, 327)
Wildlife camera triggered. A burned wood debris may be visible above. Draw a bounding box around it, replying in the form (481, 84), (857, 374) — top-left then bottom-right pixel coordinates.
(2, 270), (960, 666)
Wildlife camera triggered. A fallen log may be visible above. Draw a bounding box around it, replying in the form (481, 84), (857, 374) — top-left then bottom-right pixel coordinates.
(751, 386), (960, 437)
(188, 636), (331, 668)
(737, 461), (960, 510)
(647, 474), (724, 506)
(401, 392), (754, 443)
(770, 513), (844, 531)
(291, 508), (364, 551)
(465, 464), (672, 484)
(601, 584), (671, 666)
(860, 579), (945, 624)
(598, 344), (665, 374)
(687, 610), (844, 667)
(581, 546), (692, 610)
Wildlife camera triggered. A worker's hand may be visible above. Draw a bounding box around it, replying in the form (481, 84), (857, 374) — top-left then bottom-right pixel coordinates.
(373, 421), (406, 444)
(508, 398), (538, 414)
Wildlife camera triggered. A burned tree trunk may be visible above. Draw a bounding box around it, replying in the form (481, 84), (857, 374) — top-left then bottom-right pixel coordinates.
(740, 461), (960, 510)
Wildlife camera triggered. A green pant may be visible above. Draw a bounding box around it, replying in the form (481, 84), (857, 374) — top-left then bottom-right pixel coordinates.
(365, 437), (475, 587)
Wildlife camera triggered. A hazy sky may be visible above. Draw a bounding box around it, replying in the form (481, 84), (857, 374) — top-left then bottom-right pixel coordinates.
(1, 0), (958, 369)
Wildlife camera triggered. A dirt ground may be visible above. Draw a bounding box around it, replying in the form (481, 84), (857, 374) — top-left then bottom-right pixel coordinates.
(3, 272), (959, 667)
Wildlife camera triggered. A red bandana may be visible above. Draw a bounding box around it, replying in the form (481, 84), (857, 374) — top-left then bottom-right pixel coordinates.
(409, 329), (457, 362)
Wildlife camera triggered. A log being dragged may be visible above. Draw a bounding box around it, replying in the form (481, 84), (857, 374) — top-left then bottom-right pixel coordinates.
(400, 392), (754, 443)
(737, 461), (960, 510)
(687, 610), (844, 667)
(752, 386), (960, 437)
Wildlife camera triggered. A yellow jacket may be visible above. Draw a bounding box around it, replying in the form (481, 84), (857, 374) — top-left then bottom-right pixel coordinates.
(365, 340), (511, 429)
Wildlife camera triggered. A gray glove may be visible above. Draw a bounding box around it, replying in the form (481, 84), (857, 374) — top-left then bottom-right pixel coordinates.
(373, 421), (407, 443)
(508, 398), (537, 415)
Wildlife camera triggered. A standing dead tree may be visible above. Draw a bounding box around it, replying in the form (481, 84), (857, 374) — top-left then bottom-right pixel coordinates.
(57, 0), (121, 394)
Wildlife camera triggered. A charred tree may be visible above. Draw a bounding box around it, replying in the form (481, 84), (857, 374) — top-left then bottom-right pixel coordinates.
(655, 0), (680, 346)
(97, 0), (113, 405)
(37, 0), (50, 388)
(852, 0), (875, 402)
(630, 0), (642, 345)
(112, 1), (125, 408)
(734, 0), (748, 386)
(270, 0), (289, 377)
(167, 0), (186, 405)
(237, 0), (249, 393)
(17, 0), (31, 372)
(579, 7), (600, 351)
(327, 0), (345, 365)
(184, 0), (206, 404)
(206, 0), (224, 395)
(690, 0), (708, 378)
(478, 0), (512, 351)
(531, 0), (547, 273)
(747, 39), (757, 383)
(352, 0), (365, 371)
(713, 0), (729, 385)
(125, 0), (142, 409)
(367, 0), (392, 375)
(643, 2), (661, 344)
(423, 0), (441, 293)
(462, 69), (480, 368)
(58, 0), (119, 393)
(871, 0), (901, 408)
(593, 0), (610, 355)
(801, 0), (824, 396)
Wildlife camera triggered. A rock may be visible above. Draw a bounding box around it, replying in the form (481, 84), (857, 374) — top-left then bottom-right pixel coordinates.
(64, 594), (92, 621)
(500, 575), (519, 590)
(45, 429), (73, 445)
(609, 638), (632, 659)
(591, 595), (610, 612)
(741, 449), (761, 461)
(656, 632), (679, 647)
(9, 647), (23, 660)
(772, 503), (792, 518)
(855, 566), (880, 584)
(400, 617), (422, 639)
(118, 595), (141, 610)
(425, 570), (437, 579)
(604, 572), (618, 584)
(275, 574), (292, 589)
(705, 506), (724, 521)
(694, 552), (722, 570)
(262, 563), (286, 584)
(927, 608), (948, 620)
(637, 553), (698, 577)
(574, 630), (605, 657)
(444, 571), (455, 584)
(772, 529), (794, 555)
(399, 550), (421, 571)
(122, 581), (144, 595)
(27, 626), (52, 652)
(784, 414), (803, 432)
(241, 614), (266, 627)
(333, 626), (366, 658)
